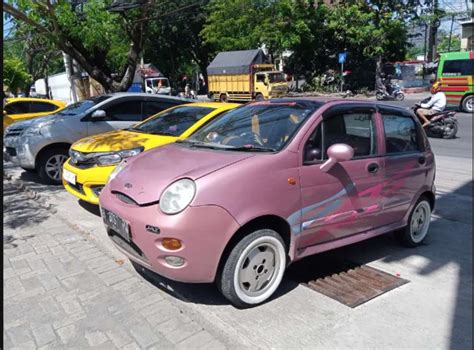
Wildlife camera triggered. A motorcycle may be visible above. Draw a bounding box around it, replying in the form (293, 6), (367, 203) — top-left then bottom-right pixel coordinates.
(376, 83), (405, 101)
(412, 100), (458, 139)
(179, 84), (197, 100)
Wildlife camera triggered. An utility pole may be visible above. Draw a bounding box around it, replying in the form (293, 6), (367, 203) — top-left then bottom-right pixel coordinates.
(63, 52), (78, 103)
(448, 14), (455, 52)
(427, 0), (440, 62)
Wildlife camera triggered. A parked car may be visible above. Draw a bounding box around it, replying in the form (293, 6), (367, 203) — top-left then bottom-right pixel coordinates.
(99, 98), (436, 308)
(4, 93), (190, 184)
(3, 97), (66, 129)
(63, 102), (239, 205)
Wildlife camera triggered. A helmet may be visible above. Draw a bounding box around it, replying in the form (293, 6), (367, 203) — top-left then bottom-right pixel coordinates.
(431, 81), (442, 93)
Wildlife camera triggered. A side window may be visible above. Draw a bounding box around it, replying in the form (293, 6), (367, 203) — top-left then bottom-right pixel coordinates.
(322, 111), (376, 158)
(442, 59), (474, 76)
(382, 114), (420, 154)
(4, 102), (30, 114)
(104, 100), (143, 121)
(256, 74), (265, 83)
(30, 102), (58, 113)
(143, 101), (180, 120)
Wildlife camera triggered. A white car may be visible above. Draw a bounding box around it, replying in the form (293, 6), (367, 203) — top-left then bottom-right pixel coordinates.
(4, 93), (190, 184)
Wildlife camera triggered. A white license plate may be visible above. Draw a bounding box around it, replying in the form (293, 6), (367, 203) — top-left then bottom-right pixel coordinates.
(63, 168), (76, 185)
(102, 209), (130, 242)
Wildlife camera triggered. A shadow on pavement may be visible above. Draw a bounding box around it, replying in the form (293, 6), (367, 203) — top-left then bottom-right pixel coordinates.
(78, 199), (101, 217)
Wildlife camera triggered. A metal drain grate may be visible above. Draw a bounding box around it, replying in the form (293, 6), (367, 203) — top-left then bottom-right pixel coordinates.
(303, 265), (409, 308)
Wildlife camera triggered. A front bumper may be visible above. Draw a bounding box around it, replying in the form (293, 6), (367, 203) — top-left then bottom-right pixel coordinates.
(99, 186), (241, 283)
(63, 159), (115, 205)
(3, 136), (39, 169)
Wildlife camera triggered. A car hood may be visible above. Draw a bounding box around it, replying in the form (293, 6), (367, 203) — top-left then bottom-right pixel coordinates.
(72, 129), (178, 153)
(108, 143), (254, 205)
(6, 114), (57, 130)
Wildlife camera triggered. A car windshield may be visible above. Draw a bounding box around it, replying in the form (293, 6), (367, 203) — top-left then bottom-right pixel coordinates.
(186, 101), (322, 152)
(57, 95), (111, 115)
(268, 73), (286, 83)
(129, 106), (215, 136)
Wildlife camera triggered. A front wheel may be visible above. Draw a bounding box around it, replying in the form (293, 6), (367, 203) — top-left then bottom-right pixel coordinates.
(217, 229), (286, 308)
(396, 197), (432, 247)
(255, 93), (264, 101)
(461, 95), (473, 114)
(37, 146), (69, 185)
(442, 121), (458, 139)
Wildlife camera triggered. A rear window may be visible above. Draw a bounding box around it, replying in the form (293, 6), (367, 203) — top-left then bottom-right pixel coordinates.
(442, 59), (474, 76)
(30, 102), (59, 113)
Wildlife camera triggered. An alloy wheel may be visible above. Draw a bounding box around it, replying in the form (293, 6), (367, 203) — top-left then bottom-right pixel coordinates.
(409, 201), (431, 243)
(45, 154), (68, 181)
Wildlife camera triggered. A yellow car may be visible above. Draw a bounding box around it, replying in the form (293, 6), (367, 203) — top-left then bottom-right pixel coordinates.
(3, 97), (66, 128)
(63, 102), (239, 204)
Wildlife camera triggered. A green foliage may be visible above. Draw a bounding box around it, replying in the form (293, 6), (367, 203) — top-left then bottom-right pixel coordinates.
(3, 56), (32, 94)
(437, 30), (461, 53)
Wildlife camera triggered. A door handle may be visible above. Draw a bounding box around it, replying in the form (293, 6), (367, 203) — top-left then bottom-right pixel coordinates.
(367, 163), (379, 174)
(418, 156), (426, 165)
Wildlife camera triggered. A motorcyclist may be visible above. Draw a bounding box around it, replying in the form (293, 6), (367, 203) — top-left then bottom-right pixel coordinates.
(416, 81), (446, 127)
(382, 74), (393, 95)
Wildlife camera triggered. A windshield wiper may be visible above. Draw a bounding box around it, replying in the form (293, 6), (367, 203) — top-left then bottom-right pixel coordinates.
(225, 145), (277, 152)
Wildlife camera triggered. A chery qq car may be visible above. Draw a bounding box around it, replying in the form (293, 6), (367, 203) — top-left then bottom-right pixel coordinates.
(99, 98), (436, 308)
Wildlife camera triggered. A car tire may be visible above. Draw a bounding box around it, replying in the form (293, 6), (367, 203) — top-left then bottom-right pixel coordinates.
(461, 95), (473, 114)
(37, 146), (69, 185)
(217, 229), (286, 308)
(396, 196), (432, 247)
(219, 94), (228, 103)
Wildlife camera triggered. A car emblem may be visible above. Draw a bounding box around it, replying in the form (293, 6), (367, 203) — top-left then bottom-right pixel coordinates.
(124, 183), (133, 189)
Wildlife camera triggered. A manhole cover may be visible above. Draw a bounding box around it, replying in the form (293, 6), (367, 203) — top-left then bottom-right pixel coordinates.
(303, 265), (409, 308)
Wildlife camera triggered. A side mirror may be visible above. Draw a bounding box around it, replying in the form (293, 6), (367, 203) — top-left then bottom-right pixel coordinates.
(91, 109), (106, 119)
(320, 143), (354, 172)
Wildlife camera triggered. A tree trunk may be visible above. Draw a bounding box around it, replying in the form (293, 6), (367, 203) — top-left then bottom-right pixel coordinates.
(375, 55), (384, 91)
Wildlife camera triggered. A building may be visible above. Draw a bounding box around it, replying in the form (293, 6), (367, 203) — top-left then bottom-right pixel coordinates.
(460, 19), (473, 51)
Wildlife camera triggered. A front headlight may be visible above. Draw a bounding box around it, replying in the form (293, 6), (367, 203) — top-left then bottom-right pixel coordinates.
(159, 179), (196, 215)
(107, 160), (128, 183)
(97, 147), (143, 166)
(22, 121), (55, 136)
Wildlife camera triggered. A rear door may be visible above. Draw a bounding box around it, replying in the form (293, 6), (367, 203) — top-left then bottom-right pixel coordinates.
(296, 104), (384, 249)
(378, 106), (432, 224)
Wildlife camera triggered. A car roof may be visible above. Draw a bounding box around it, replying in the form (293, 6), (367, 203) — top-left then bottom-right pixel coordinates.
(107, 92), (191, 102)
(179, 102), (240, 109)
(250, 97), (411, 114)
(6, 97), (66, 105)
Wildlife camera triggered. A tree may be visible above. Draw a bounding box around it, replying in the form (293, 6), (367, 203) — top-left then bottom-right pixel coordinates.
(437, 30), (461, 53)
(3, 0), (150, 92)
(3, 56), (32, 95)
(144, 0), (214, 89)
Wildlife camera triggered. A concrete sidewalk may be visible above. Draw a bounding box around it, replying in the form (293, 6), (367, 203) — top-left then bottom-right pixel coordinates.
(3, 149), (472, 348)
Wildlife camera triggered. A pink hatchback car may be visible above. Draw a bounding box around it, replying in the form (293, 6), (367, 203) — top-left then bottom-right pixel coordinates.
(99, 98), (436, 307)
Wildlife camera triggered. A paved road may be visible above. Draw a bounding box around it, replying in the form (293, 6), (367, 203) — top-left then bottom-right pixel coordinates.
(3, 93), (472, 349)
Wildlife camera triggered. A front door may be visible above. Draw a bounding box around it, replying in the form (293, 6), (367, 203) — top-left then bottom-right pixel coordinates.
(295, 105), (384, 249)
(86, 98), (144, 136)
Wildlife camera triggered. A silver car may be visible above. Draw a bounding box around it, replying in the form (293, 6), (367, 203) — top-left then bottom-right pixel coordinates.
(4, 93), (190, 184)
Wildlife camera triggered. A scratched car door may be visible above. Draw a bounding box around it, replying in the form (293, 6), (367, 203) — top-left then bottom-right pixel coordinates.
(295, 105), (384, 249)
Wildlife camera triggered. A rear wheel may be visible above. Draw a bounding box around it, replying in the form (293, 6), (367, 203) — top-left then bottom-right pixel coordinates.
(219, 94), (228, 102)
(37, 146), (69, 185)
(375, 92), (384, 100)
(396, 197), (432, 247)
(461, 95), (473, 114)
(217, 229), (286, 308)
